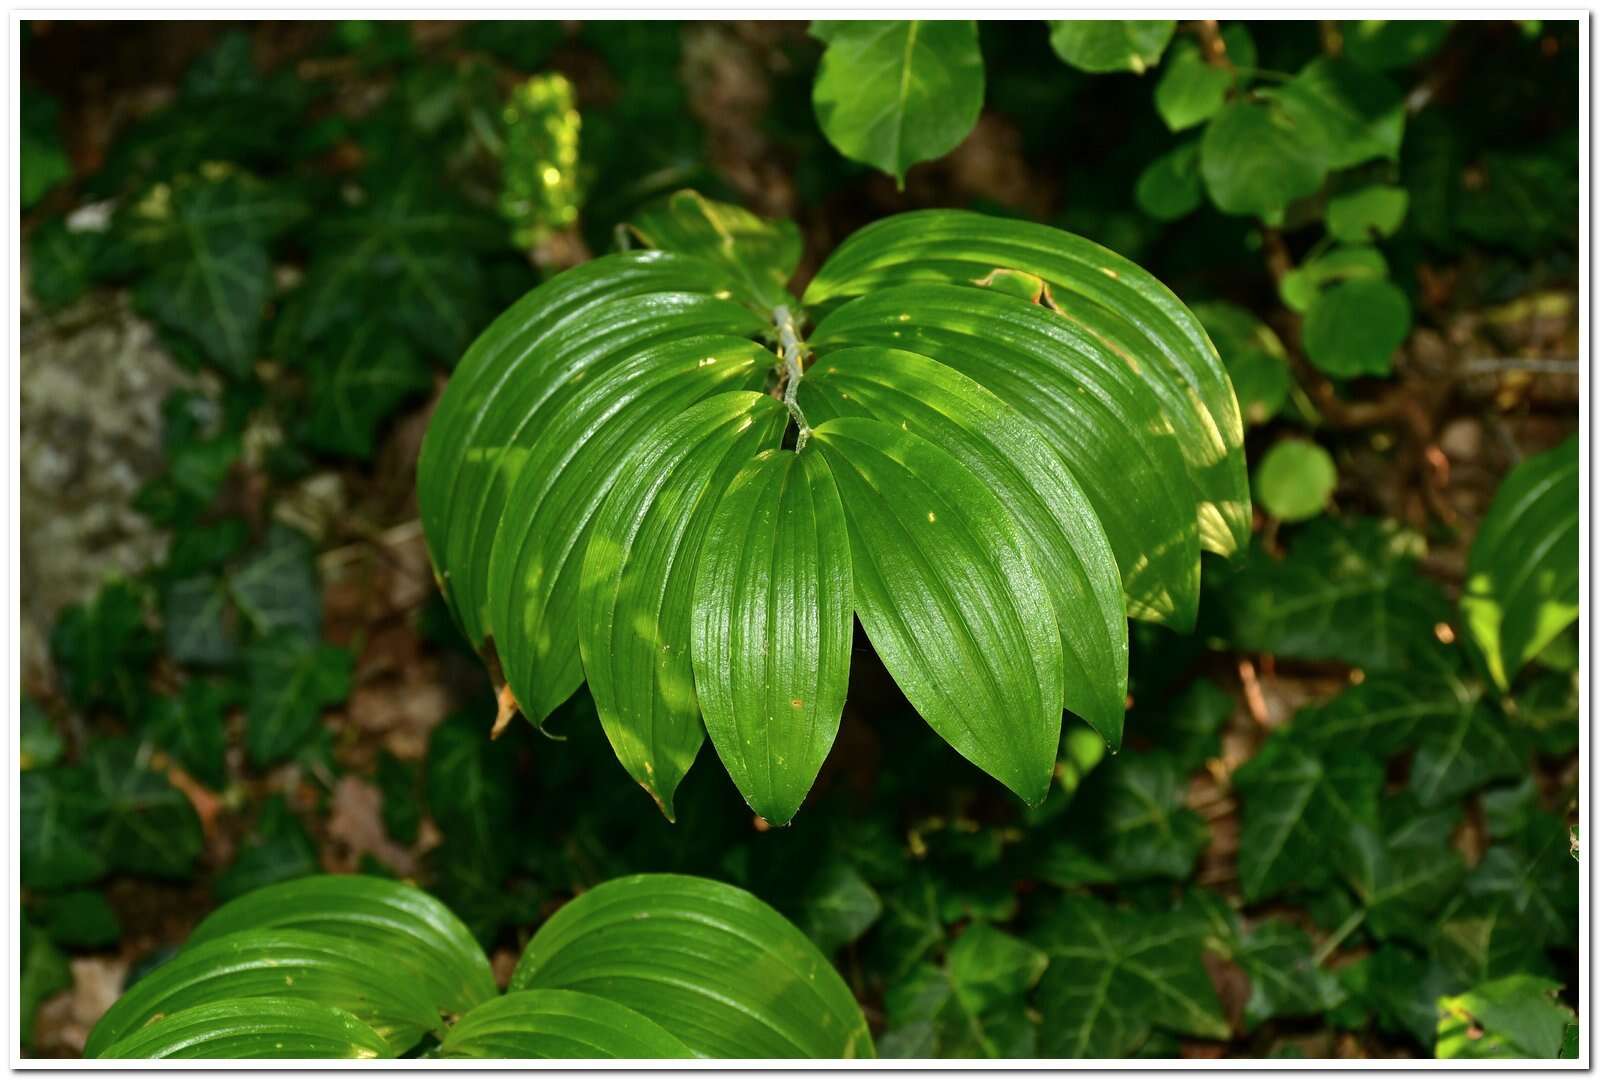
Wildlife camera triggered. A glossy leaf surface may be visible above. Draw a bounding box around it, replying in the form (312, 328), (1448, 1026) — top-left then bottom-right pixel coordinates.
(84, 929), (439, 1057)
(800, 346), (1126, 746)
(1461, 436), (1579, 690)
(812, 417), (1062, 804)
(441, 990), (695, 1059)
(187, 874), (497, 1019)
(95, 997), (390, 1060)
(510, 873), (874, 1058)
(690, 448), (853, 825)
(1049, 20), (1175, 74)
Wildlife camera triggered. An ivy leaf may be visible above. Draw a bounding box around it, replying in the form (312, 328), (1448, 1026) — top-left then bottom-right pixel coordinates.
(425, 713), (518, 891)
(1461, 435), (1579, 690)
(125, 169), (307, 378)
(85, 738), (204, 879)
(1048, 20), (1175, 75)
(1253, 439), (1337, 522)
(813, 417), (1063, 805)
(1409, 701), (1526, 807)
(885, 923), (1048, 1057)
(1338, 944), (1458, 1047)
(36, 889), (122, 950)
(1291, 667), (1470, 758)
(1128, 677), (1229, 771)
(49, 579), (158, 716)
(1231, 729), (1382, 902)
(1205, 516), (1453, 672)
(298, 323), (432, 460)
(441, 990), (694, 1059)
(1437, 976), (1575, 1059)
(21, 920), (71, 1048)
(1435, 893), (1559, 988)
(1302, 278), (1412, 378)
(1269, 57), (1405, 171)
(145, 678), (235, 788)
(691, 449), (853, 825)
(20, 696), (64, 771)
(1326, 184), (1410, 243)
(230, 524), (323, 643)
(510, 873), (874, 1058)
(27, 218), (103, 310)
(212, 796), (318, 902)
(1200, 99), (1328, 220)
(1032, 893), (1230, 1056)
(245, 633), (353, 767)
(1341, 800), (1467, 942)
(795, 860), (883, 956)
(1232, 920), (1345, 1030)
(20, 768), (106, 890)
(1466, 811), (1579, 948)
(1072, 751), (1209, 881)
(810, 21), (984, 187)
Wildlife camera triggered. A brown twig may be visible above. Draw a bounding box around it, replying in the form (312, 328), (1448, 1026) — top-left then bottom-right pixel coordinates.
(1189, 20), (1234, 71)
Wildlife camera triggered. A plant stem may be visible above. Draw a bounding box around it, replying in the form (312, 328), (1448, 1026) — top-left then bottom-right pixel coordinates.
(772, 304), (812, 451)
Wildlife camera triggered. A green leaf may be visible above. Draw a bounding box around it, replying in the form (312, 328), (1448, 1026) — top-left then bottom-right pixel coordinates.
(1461, 436), (1579, 690)
(96, 997), (391, 1060)
(20, 695), (64, 771)
(37, 889), (122, 950)
(442, 990), (695, 1059)
(498, 73), (584, 249)
(27, 218), (102, 310)
(795, 860), (883, 956)
(812, 417), (1062, 805)
(1269, 58), (1404, 171)
(1073, 751), (1210, 881)
(126, 169), (307, 377)
(1129, 677), (1229, 771)
(1303, 278), (1411, 378)
(1326, 184), (1410, 243)
(625, 189), (801, 310)
(800, 345), (1126, 747)
(85, 929), (440, 1058)
(21, 919), (71, 1048)
(188, 874), (497, 1018)
(1466, 811), (1578, 948)
(1032, 894), (1230, 1056)
(1339, 944), (1457, 1046)
(1278, 245), (1388, 313)
(1435, 894), (1557, 988)
(87, 738), (204, 879)
(579, 392), (787, 816)
(805, 208), (1249, 567)
(1205, 516), (1453, 672)
(1409, 702), (1526, 807)
(20, 769), (106, 889)
(886, 923), (1048, 1057)
(22, 86), (71, 208)
(1231, 920), (1345, 1030)
(49, 579), (157, 715)
(1200, 99), (1328, 220)
(1232, 729), (1382, 901)
(245, 633), (353, 767)
(510, 873), (874, 1058)
(1048, 20), (1175, 75)
(298, 323), (431, 459)
(1437, 976), (1575, 1059)
(212, 795), (318, 902)
(1135, 141), (1203, 222)
(425, 713), (516, 886)
(1254, 439), (1337, 522)
(690, 448), (852, 825)
(418, 248), (766, 683)
(230, 524), (323, 643)
(1341, 20), (1452, 70)
(1292, 667), (1473, 759)
(1153, 29), (1252, 131)
(811, 21), (984, 186)
(145, 678), (234, 788)
(1190, 301), (1290, 426)
(1341, 801), (1466, 941)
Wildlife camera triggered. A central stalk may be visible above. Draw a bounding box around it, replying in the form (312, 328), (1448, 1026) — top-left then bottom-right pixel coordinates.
(772, 304), (812, 451)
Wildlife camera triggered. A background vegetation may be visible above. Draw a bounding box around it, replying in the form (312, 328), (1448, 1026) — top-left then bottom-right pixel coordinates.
(19, 18), (1580, 1059)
